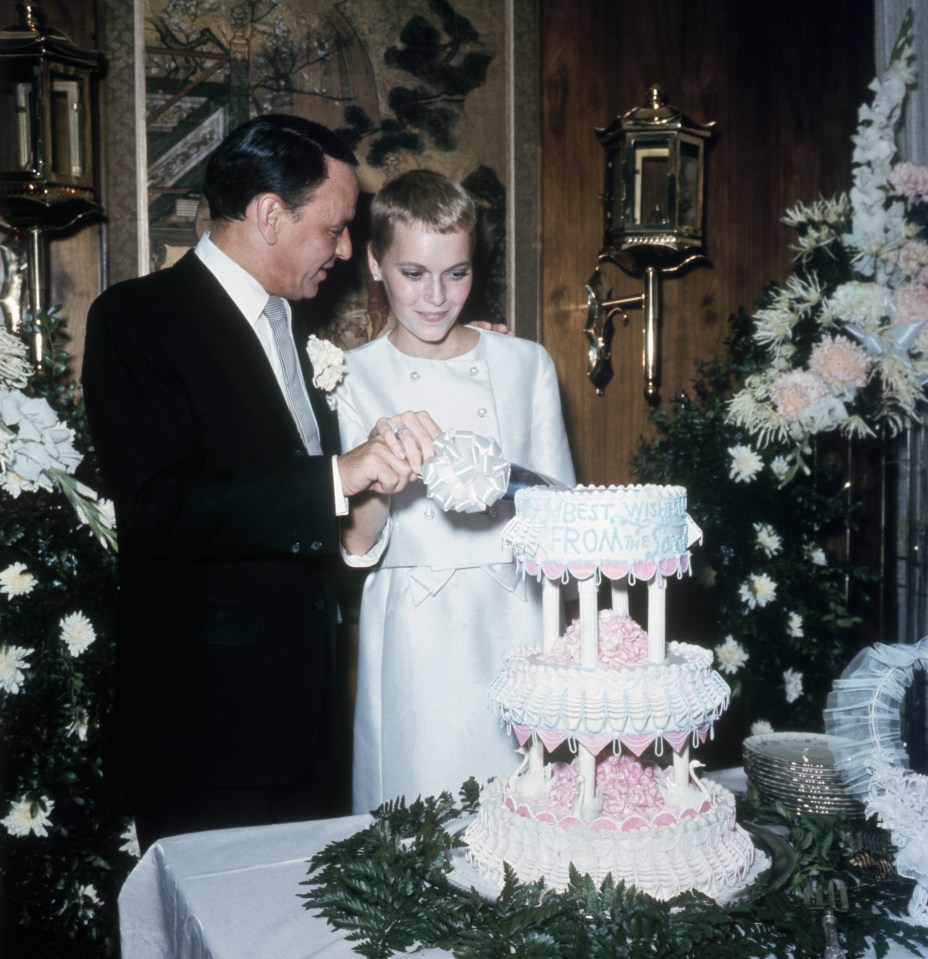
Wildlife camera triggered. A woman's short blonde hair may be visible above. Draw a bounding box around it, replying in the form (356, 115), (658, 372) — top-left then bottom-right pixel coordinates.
(369, 169), (477, 261)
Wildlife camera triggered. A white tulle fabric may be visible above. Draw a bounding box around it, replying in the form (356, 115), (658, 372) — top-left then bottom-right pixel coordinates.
(489, 641), (729, 753)
(824, 637), (928, 926)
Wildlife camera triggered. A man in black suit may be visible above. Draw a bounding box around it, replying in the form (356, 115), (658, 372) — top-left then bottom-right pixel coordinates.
(82, 115), (434, 851)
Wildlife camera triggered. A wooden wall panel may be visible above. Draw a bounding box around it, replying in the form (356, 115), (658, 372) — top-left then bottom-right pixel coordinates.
(539, 0), (875, 485)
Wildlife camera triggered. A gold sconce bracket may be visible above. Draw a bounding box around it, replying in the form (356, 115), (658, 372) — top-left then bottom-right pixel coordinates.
(585, 251), (708, 402)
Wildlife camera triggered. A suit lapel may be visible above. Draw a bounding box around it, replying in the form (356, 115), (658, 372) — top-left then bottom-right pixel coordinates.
(174, 252), (305, 450)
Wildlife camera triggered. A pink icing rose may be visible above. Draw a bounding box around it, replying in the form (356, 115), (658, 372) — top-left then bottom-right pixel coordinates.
(540, 611), (649, 669)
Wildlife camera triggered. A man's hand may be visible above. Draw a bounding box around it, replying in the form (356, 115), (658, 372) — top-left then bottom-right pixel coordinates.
(338, 410), (441, 496)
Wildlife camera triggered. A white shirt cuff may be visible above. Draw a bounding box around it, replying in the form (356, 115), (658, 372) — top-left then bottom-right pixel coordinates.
(340, 515), (392, 568)
(332, 456), (349, 516)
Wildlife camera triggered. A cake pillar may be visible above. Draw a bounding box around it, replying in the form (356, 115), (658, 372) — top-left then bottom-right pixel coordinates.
(647, 577), (666, 663)
(542, 577), (560, 655)
(673, 745), (691, 789)
(611, 581), (629, 615)
(578, 577), (599, 670)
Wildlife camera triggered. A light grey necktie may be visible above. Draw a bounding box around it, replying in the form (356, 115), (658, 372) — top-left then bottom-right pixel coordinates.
(263, 295), (323, 454)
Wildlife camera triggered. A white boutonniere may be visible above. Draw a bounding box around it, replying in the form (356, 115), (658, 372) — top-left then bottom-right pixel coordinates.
(305, 335), (345, 408)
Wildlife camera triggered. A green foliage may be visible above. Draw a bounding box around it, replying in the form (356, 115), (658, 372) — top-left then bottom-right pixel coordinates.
(301, 784), (928, 959)
(0, 314), (128, 957)
(630, 327), (880, 756)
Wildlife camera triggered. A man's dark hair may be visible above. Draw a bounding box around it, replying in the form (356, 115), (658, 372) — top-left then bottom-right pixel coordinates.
(202, 114), (358, 222)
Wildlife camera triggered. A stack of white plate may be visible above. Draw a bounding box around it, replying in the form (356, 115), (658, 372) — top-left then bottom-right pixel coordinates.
(742, 732), (864, 819)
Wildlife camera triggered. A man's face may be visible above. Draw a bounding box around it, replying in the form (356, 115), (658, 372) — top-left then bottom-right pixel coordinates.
(271, 158), (359, 301)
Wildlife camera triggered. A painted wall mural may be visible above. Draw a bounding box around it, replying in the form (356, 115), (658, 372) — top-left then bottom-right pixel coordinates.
(142, 0), (508, 345)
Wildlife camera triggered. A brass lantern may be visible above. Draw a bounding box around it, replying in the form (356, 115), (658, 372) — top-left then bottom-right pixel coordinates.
(585, 85), (713, 399)
(0, 1), (101, 360)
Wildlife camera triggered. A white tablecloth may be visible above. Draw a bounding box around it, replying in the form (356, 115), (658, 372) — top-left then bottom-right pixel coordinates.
(119, 813), (451, 959)
(119, 772), (921, 959)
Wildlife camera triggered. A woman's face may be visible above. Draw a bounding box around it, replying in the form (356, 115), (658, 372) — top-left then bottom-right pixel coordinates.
(370, 222), (473, 357)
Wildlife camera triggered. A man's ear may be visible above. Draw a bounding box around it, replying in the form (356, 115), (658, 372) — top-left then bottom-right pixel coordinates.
(367, 244), (383, 280)
(253, 193), (285, 245)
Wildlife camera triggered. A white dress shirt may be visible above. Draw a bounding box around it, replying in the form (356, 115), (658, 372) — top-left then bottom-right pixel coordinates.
(194, 233), (348, 515)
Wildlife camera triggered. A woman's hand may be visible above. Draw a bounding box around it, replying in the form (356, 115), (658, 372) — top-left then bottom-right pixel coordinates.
(368, 410), (442, 476)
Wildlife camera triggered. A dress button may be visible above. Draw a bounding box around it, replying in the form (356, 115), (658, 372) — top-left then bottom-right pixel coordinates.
(477, 407), (487, 417)
(291, 542), (301, 554)
(313, 600), (325, 611)
(310, 540), (322, 551)
(424, 508), (435, 520)
(410, 371), (420, 381)
(294, 449), (306, 457)
(469, 366), (479, 376)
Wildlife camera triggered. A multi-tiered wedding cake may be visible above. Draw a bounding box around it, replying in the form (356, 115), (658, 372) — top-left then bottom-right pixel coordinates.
(462, 484), (756, 901)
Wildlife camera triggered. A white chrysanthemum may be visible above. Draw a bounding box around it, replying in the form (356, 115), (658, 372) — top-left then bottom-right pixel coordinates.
(76, 883), (101, 923)
(739, 573), (777, 609)
(0, 469), (31, 498)
(787, 612), (805, 638)
(728, 444), (763, 483)
(60, 612), (96, 656)
(751, 720), (774, 736)
(714, 636), (749, 676)
(754, 522), (782, 557)
(66, 708), (90, 741)
(806, 545), (827, 566)
(120, 820), (141, 858)
(726, 392), (787, 448)
(783, 668), (804, 704)
(825, 281), (890, 330)
(752, 305), (797, 347)
(770, 456), (790, 481)
(0, 562), (36, 598)
(2, 795), (54, 837)
(0, 643), (33, 694)
(0, 328), (31, 390)
(306, 335), (345, 392)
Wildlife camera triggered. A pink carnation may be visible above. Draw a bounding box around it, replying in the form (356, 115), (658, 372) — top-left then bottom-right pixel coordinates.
(889, 239), (928, 285)
(892, 284), (928, 326)
(541, 611), (649, 669)
(888, 161), (928, 206)
(808, 334), (871, 390)
(770, 369), (829, 422)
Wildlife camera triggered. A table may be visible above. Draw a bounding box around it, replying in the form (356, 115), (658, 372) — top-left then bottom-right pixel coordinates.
(119, 773), (920, 959)
(119, 813), (451, 959)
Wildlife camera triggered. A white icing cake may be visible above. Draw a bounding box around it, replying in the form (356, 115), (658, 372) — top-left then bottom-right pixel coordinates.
(502, 484), (701, 582)
(463, 484), (755, 902)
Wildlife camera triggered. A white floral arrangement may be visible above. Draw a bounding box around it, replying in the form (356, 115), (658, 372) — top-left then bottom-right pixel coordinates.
(726, 11), (928, 481)
(306, 334), (345, 409)
(1, 309), (128, 954)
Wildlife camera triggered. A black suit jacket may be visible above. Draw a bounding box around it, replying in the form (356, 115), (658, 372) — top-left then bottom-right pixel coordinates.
(83, 251), (342, 791)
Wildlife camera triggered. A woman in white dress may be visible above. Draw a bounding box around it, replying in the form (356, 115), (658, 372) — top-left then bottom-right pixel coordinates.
(337, 170), (575, 813)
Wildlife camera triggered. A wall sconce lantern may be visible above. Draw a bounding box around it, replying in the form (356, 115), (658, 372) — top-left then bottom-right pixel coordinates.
(585, 85), (713, 400)
(0, 1), (102, 360)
